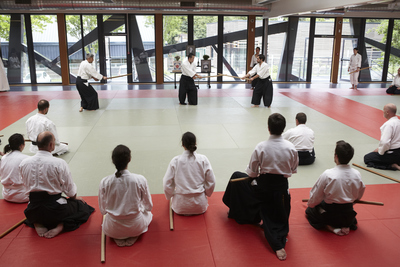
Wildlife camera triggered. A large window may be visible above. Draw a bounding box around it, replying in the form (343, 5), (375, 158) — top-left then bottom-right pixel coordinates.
(268, 18), (288, 81)
(290, 18), (310, 81)
(387, 19), (400, 81)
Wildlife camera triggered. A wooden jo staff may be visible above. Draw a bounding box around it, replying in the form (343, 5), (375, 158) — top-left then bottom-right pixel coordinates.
(302, 199), (383, 206)
(107, 73), (132, 80)
(349, 66), (372, 74)
(100, 215), (106, 263)
(196, 74), (224, 79)
(352, 163), (400, 183)
(169, 200), (174, 231)
(24, 139), (69, 145)
(0, 218), (26, 239)
(218, 73), (249, 80)
(230, 176), (252, 183)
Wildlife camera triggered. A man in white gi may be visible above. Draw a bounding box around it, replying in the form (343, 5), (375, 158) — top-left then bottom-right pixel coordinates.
(0, 40), (10, 91)
(348, 47), (362, 90)
(223, 113), (298, 261)
(306, 140), (365, 236)
(249, 47), (261, 90)
(282, 112), (315, 165)
(76, 53), (107, 112)
(26, 99), (68, 156)
(364, 103), (400, 170)
(241, 54), (273, 107)
(386, 67), (400, 94)
(179, 53), (202, 105)
(20, 131), (94, 238)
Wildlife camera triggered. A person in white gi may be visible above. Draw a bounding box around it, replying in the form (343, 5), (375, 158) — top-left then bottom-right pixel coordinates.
(20, 131), (94, 238)
(179, 53), (202, 105)
(0, 134), (29, 203)
(99, 145), (153, 247)
(223, 113), (298, 261)
(241, 54), (273, 107)
(76, 53), (107, 112)
(348, 47), (362, 90)
(163, 132), (215, 215)
(282, 112), (315, 165)
(386, 67), (400, 94)
(26, 99), (68, 156)
(306, 140), (365, 236)
(0, 40), (10, 91)
(364, 103), (400, 170)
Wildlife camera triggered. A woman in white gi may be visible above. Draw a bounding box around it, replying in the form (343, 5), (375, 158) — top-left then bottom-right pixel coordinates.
(99, 145), (153, 247)
(163, 132), (216, 215)
(0, 134), (29, 203)
(348, 47), (362, 90)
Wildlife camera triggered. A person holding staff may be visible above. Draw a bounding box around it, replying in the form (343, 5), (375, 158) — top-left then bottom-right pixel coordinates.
(306, 141), (365, 235)
(348, 47), (362, 90)
(99, 145), (153, 247)
(223, 113), (298, 261)
(241, 54), (273, 108)
(163, 132), (215, 215)
(364, 103), (400, 170)
(76, 53), (107, 112)
(0, 133), (29, 203)
(179, 53), (202, 105)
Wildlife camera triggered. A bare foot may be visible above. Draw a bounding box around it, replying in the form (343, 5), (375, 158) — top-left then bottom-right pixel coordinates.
(125, 236), (139, 246)
(251, 105), (259, 108)
(34, 223), (48, 237)
(79, 107), (83, 112)
(349, 86), (354, 89)
(327, 225), (349, 236)
(276, 248), (287, 261)
(44, 223), (63, 238)
(392, 163), (400, 170)
(114, 238), (126, 247)
(354, 86), (358, 90)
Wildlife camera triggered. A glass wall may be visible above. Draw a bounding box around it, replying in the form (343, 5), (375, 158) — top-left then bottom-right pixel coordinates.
(268, 18), (288, 81)
(312, 38), (334, 82)
(223, 16), (248, 81)
(387, 19), (400, 81)
(290, 18), (310, 81)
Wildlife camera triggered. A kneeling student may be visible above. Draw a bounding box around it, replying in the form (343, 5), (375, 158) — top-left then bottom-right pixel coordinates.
(306, 140), (365, 235)
(99, 145), (153, 247)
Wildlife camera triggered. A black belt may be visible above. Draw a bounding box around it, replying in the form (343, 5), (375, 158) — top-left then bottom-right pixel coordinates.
(77, 76), (88, 82)
(32, 141), (37, 145)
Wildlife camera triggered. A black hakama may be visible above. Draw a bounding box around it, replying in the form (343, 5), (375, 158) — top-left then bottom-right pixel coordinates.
(223, 172), (290, 251)
(386, 86), (400, 94)
(179, 75), (198, 105)
(24, 191), (95, 232)
(305, 201), (357, 230)
(76, 76), (100, 110)
(251, 76), (273, 107)
(364, 148), (400, 170)
(298, 148), (316, 165)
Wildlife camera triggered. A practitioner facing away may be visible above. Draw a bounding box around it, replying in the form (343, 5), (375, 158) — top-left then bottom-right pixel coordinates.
(241, 54), (273, 108)
(282, 112), (315, 165)
(306, 140), (365, 236)
(20, 131), (94, 238)
(386, 67), (400, 95)
(26, 99), (68, 156)
(179, 53), (203, 105)
(364, 103), (400, 170)
(99, 145), (153, 247)
(0, 134), (29, 203)
(76, 53), (107, 112)
(348, 47), (362, 90)
(163, 132), (216, 215)
(223, 113), (298, 261)
(249, 47), (261, 90)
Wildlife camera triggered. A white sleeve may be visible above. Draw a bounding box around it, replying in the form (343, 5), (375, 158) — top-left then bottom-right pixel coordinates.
(203, 158), (216, 197)
(140, 179), (153, 212)
(98, 180), (107, 215)
(245, 148), (260, 177)
(378, 123), (391, 155)
(59, 161), (77, 198)
(308, 172), (327, 208)
(163, 159), (176, 200)
(86, 64), (104, 80)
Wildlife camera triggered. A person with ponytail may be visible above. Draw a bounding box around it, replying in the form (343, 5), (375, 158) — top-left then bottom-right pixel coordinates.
(163, 132), (216, 215)
(0, 133), (29, 203)
(98, 145), (153, 247)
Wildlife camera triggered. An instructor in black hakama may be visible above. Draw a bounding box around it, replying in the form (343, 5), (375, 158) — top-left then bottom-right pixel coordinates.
(179, 53), (203, 105)
(241, 54), (273, 107)
(76, 53), (107, 112)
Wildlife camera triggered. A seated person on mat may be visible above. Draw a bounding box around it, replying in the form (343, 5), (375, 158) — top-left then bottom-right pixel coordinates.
(20, 131), (94, 238)
(306, 140), (365, 236)
(282, 112), (315, 165)
(222, 113), (298, 261)
(99, 145), (153, 247)
(163, 132), (215, 215)
(0, 134), (29, 203)
(386, 67), (400, 94)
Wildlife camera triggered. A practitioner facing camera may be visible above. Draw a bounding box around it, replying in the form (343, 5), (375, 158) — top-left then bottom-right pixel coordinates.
(163, 132), (216, 215)
(306, 140), (365, 236)
(0, 133), (29, 203)
(99, 145), (153, 247)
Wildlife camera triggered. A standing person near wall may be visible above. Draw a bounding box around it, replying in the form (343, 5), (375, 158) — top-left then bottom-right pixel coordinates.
(348, 47), (362, 90)
(0, 39), (10, 92)
(249, 47), (261, 90)
(76, 53), (107, 112)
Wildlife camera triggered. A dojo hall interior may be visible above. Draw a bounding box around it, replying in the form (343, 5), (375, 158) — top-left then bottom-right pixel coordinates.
(1, 83), (400, 267)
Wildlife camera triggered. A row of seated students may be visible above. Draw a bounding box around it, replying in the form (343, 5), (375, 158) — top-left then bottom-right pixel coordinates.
(2, 111), (393, 261)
